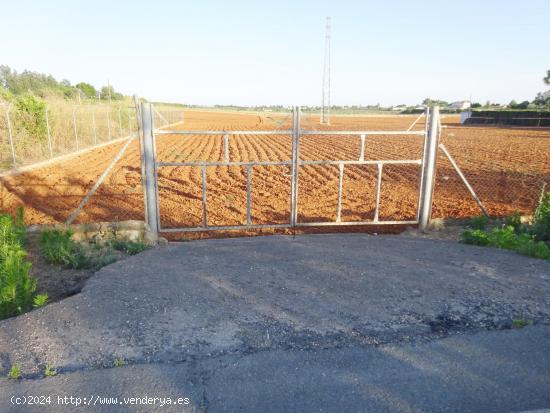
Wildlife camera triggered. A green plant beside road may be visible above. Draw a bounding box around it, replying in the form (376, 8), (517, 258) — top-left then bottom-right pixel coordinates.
(461, 190), (550, 260)
(111, 239), (149, 255)
(7, 364), (21, 379)
(0, 208), (47, 320)
(40, 230), (117, 270)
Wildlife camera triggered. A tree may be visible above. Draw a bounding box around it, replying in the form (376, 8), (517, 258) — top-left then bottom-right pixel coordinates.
(76, 82), (97, 99)
(422, 98), (448, 107)
(534, 91), (550, 108)
(544, 70), (550, 86)
(100, 85), (123, 101)
(509, 100), (530, 110)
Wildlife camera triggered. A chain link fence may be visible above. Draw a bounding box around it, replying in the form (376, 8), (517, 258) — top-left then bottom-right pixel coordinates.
(433, 124), (550, 218)
(1, 106), (549, 228)
(0, 99), (138, 171)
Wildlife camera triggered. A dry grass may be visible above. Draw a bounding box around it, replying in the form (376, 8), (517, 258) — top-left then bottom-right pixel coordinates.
(0, 98), (184, 172)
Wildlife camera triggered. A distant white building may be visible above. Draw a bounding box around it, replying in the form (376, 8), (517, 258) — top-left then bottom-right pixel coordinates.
(448, 101), (471, 110)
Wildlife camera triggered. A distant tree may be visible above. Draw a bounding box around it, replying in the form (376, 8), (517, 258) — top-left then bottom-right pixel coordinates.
(76, 82), (96, 99)
(100, 85), (123, 101)
(509, 100), (530, 110)
(0, 65), (76, 98)
(471, 102), (482, 108)
(422, 98), (448, 107)
(534, 91), (550, 108)
(544, 70), (550, 86)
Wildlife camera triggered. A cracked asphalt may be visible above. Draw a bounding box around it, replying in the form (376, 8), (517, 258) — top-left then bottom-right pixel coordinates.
(1, 234), (550, 412)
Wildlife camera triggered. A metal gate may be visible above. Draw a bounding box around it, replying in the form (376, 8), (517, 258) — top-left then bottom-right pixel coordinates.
(138, 103), (440, 238)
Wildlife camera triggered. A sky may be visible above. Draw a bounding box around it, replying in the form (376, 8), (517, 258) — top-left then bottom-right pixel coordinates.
(1, 0), (549, 107)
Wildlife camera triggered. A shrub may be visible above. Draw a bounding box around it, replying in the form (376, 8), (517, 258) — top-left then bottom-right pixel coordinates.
(0, 209), (45, 320)
(516, 239), (550, 260)
(39, 230), (76, 266)
(533, 190), (550, 242)
(461, 229), (491, 246)
(15, 95), (48, 142)
(469, 215), (489, 230)
(505, 212), (522, 232)
(462, 208), (550, 261)
(488, 226), (522, 250)
(40, 229), (118, 270)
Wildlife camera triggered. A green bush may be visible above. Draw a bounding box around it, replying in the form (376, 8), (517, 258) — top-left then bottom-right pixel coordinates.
(469, 215), (489, 230)
(40, 230), (76, 266)
(516, 239), (550, 260)
(40, 230), (118, 270)
(0, 210), (47, 320)
(15, 95), (48, 142)
(505, 212), (522, 232)
(533, 190), (550, 242)
(461, 229), (491, 246)
(462, 208), (550, 261)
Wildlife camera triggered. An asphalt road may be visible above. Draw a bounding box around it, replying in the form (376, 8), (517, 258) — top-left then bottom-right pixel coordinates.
(1, 325), (549, 412)
(1, 234), (549, 412)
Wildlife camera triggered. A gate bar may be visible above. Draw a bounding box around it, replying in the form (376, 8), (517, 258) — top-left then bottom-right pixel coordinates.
(336, 163), (344, 222)
(374, 163), (383, 222)
(202, 162), (208, 227)
(223, 134), (229, 162)
(246, 165), (252, 225)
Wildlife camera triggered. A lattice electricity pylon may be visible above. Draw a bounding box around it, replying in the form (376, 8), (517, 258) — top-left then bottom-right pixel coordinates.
(320, 16), (331, 125)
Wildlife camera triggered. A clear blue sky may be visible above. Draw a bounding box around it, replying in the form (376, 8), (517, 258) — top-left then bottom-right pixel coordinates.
(1, 0), (549, 106)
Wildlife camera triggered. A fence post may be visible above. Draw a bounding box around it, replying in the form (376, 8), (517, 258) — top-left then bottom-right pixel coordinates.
(91, 106), (97, 145)
(72, 107), (79, 150)
(289, 106), (301, 227)
(118, 107), (123, 136)
(419, 106), (440, 231)
(45, 106), (53, 158)
(5, 104), (17, 167)
(107, 109), (112, 140)
(140, 102), (159, 239)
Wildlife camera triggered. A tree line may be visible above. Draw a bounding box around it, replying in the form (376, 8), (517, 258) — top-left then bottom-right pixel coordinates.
(0, 65), (124, 102)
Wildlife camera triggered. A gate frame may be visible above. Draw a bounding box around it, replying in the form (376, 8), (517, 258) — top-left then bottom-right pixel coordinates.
(140, 103), (440, 238)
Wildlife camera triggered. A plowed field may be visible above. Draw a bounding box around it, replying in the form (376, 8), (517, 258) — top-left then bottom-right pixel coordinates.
(1, 110), (549, 239)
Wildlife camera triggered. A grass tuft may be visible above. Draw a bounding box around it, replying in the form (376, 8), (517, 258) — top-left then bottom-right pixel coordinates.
(7, 364), (21, 379)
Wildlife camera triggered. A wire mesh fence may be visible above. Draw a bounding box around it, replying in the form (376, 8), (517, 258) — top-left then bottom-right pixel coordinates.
(433, 125), (550, 218)
(0, 99), (137, 171)
(1, 107), (550, 230)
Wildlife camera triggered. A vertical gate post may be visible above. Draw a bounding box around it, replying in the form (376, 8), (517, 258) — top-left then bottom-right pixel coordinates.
(290, 106), (301, 227)
(140, 102), (159, 239)
(419, 106), (440, 231)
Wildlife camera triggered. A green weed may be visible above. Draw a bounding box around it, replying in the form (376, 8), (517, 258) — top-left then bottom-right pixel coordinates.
(40, 230), (117, 270)
(44, 365), (57, 377)
(7, 364), (21, 379)
(468, 215), (489, 230)
(461, 203), (550, 261)
(512, 319), (532, 329)
(111, 239), (148, 255)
